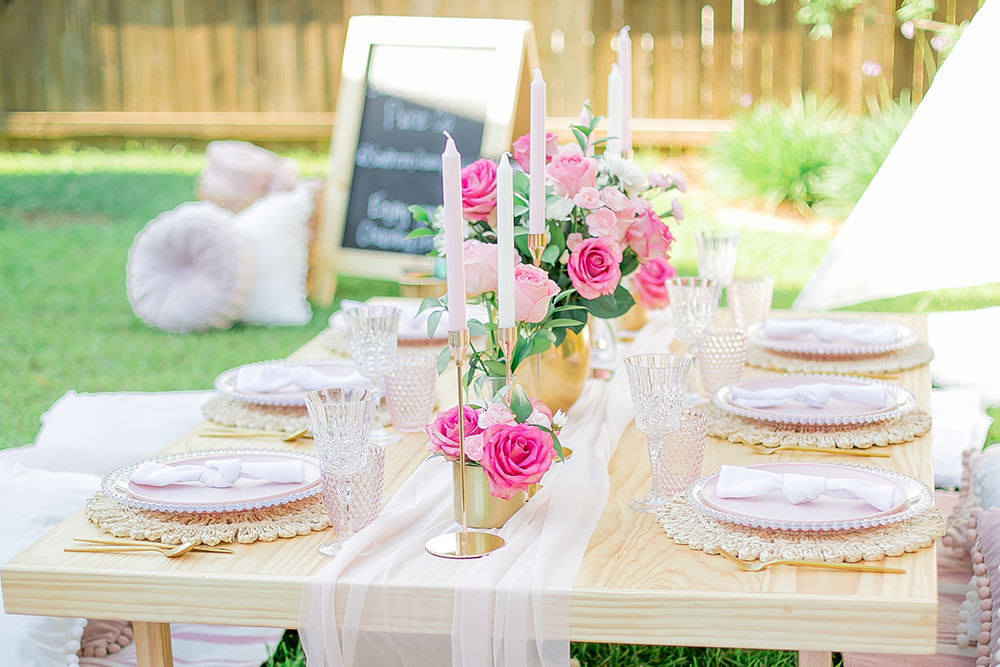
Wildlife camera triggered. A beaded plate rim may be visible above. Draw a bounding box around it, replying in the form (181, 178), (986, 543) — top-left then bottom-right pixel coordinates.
(747, 318), (919, 357)
(214, 358), (359, 407)
(102, 448), (322, 514)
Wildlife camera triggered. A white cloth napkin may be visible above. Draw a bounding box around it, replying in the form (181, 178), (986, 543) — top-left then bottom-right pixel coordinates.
(715, 464), (898, 511)
(730, 382), (888, 409)
(235, 365), (368, 393)
(763, 318), (899, 344)
(131, 458), (305, 488)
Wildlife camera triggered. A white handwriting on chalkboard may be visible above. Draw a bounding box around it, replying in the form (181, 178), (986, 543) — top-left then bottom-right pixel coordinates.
(367, 190), (411, 232)
(356, 219), (434, 252)
(382, 98), (456, 134)
(355, 143), (441, 173)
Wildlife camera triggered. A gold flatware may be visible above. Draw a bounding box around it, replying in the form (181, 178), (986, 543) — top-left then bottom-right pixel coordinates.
(65, 542), (198, 558)
(740, 442), (890, 458)
(717, 548), (905, 574)
(73, 538), (233, 554)
(201, 426), (312, 442)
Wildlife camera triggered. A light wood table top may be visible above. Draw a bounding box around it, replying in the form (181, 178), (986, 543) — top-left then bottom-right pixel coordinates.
(1, 311), (937, 664)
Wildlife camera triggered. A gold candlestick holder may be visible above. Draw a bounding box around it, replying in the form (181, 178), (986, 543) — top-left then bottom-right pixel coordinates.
(425, 328), (506, 559)
(496, 326), (517, 394)
(527, 233), (546, 267)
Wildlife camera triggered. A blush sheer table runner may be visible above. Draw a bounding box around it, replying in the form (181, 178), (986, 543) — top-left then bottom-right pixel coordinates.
(299, 314), (673, 667)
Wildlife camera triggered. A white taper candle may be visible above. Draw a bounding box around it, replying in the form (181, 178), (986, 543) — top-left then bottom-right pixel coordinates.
(441, 132), (466, 330)
(618, 26), (632, 156)
(528, 69), (546, 235)
(606, 63), (623, 158)
(497, 153), (515, 329)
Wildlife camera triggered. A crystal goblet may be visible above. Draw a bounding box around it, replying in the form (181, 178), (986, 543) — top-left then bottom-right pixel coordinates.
(344, 306), (402, 446)
(624, 354), (692, 513)
(665, 277), (721, 404)
(305, 387), (381, 556)
(694, 230), (741, 286)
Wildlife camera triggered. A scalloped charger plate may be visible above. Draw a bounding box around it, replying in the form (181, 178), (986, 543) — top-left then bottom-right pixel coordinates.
(748, 317), (919, 357)
(214, 359), (366, 408)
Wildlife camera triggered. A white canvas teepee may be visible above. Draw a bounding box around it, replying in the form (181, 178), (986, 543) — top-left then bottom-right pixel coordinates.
(794, 0), (1000, 311)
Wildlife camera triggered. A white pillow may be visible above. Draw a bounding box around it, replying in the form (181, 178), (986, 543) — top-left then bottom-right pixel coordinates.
(232, 184), (315, 326)
(126, 203), (254, 333)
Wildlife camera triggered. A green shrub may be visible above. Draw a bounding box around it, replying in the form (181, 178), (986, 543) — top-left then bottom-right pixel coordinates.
(704, 92), (844, 213)
(816, 94), (914, 218)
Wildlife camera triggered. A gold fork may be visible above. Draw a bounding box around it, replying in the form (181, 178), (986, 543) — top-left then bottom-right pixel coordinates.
(201, 426), (310, 442)
(73, 538), (233, 553)
(739, 442), (890, 458)
(65, 542), (198, 558)
(717, 548), (905, 574)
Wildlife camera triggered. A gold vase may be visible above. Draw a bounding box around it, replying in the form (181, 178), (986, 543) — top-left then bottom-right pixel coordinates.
(453, 462), (527, 529)
(617, 301), (648, 332)
(513, 325), (591, 414)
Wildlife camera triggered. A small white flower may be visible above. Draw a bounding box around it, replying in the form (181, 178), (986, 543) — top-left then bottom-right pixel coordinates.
(546, 196), (575, 221)
(559, 249), (570, 264)
(431, 205), (446, 229)
(526, 409), (552, 430)
(599, 155), (648, 196)
(552, 410), (568, 430)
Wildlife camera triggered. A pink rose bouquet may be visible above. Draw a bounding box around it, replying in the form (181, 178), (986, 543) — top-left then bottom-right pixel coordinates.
(633, 256), (677, 310)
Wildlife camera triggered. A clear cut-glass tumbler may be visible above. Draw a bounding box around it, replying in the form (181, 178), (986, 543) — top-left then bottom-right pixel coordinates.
(728, 276), (773, 329)
(697, 327), (748, 398)
(624, 354), (692, 513)
(384, 355), (438, 432)
(665, 277), (721, 405)
(345, 305), (402, 446)
(305, 387), (382, 557)
(694, 230), (741, 286)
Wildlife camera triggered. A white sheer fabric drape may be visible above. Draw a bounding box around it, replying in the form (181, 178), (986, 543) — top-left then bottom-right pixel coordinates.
(299, 311), (675, 667)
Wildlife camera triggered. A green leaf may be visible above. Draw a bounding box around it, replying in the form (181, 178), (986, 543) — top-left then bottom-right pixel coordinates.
(513, 204), (529, 217)
(537, 329), (556, 342)
(552, 431), (564, 461)
(483, 360), (507, 377)
(572, 127), (587, 153)
(591, 137), (610, 147)
(467, 318), (488, 337)
(417, 296), (441, 315)
(545, 318), (585, 329)
(513, 169), (530, 195)
(530, 335), (553, 355)
(427, 249), (441, 258)
(509, 385), (533, 422)
(427, 309), (443, 339)
(619, 252), (639, 277)
(540, 244), (560, 264)
(405, 227), (437, 239)
(548, 219), (566, 252)
(582, 285), (635, 319)
(408, 205), (429, 223)
(436, 346), (452, 375)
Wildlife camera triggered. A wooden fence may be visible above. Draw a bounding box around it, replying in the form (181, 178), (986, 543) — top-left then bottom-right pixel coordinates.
(0, 0), (985, 145)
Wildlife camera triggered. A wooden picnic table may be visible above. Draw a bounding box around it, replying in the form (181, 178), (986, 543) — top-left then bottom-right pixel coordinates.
(1, 312), (937, 667)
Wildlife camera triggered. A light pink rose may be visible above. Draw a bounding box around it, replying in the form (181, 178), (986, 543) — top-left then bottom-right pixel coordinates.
(646, 172), (672, 189)
(478, 402), (517, 429)
(573, 186), (603, 210)
(566, 232), (584, 251)
(461, 159), (498, 223)
(464, 434), (485, 462)
(480, 423), (554, 499)
(600, 187), (631, 212)
(545, 154), (598, 199)
(630, 196), (652, 214)
(463, 239), (499, 296)
(528, 397), (553, 421)
(511, 132), (560, 173)
(514, 263), (560, 323)
(567, 237), (624, 300)
(558, 142), (583, 156)
(633, 256), (677, 310)
(626, 209), (675, 263)
(425, 405), (484, 461)
(585, 208), (619, 238)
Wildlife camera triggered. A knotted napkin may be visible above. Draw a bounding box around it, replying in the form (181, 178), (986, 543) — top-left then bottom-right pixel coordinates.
(763, 318), (899, 344)
(131, 458), (305, 488)
(730, 382), (888, 409)
(235, 365), (368, 393)
(715, 464), (898, 511)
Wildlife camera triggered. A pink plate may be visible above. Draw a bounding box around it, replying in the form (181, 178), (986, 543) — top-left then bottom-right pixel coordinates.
(214, 359), (366, 407)
(103, 449), (322, 514)
(747, 318), (918, 357)
(686, 462), (933, 532)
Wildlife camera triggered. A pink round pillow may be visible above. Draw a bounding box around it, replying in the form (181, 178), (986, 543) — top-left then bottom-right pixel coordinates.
(126, 202), (254, 333)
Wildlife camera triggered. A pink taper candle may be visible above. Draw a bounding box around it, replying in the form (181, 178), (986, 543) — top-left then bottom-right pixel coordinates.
(618, 26), (632, 156)
(441, 132), (466, 330)
(528, 69), (546, 235)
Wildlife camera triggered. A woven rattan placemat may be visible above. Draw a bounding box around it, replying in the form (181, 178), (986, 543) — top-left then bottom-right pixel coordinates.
(746, 341), (934, 375)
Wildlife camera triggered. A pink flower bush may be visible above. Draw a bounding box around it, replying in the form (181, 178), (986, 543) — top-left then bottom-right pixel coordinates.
(626, 209), (675, 262)
(514, 263), (560, 323)
(463, 239), (499, 296)
(479, 423), (554, 499)
(511, 132), (560, 173)
(425, 405), (484, 460)
(545, 154), (597, 199)
(573, 186), (603, 210)
(567, 237), (624, 300)
(633, 256), (677, 310)
(461, 159), (498, 223)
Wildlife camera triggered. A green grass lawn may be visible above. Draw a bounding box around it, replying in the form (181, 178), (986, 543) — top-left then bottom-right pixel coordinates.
(0, 145), (994, 667)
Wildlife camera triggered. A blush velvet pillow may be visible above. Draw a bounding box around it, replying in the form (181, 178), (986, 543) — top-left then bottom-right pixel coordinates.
(126, 202), (254, 333)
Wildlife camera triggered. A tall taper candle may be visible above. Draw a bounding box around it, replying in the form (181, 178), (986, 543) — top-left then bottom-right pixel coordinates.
(442, 132), (466, 330)
(606, 63), (623, 157)
(497, 153), (515, 329)
(528, 69), (546, 235)
(618, 26), (632, 156)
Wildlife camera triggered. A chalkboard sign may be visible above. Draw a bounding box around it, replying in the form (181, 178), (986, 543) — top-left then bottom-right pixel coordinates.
(313, 16), (537, 303)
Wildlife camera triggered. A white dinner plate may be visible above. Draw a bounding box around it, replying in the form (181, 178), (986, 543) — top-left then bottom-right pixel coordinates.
(214, 359), (365, 407)
(748, 317), (919, 357)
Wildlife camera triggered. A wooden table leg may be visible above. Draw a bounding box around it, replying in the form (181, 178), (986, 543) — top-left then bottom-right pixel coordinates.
(133, 621), (174, 667)
(798, 650), (833, 667)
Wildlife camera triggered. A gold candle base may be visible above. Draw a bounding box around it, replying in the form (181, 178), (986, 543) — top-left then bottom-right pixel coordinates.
(425, 531), (506, 559)
(496, 326), (516, 390)
(527, 233), (546, 267)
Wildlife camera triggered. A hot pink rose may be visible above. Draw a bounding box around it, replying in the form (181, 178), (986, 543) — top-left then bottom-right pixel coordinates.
(425, 405), (484, 461)
(514, 263), (560, 323)
(573, 186), (603, 210)
(463, 239), (499, 296)
(626, 209), (675, 263)
(633, 256), (677, 310)
(585, 208), (627, 242)
(479, 423), (554, 499)
(511, 132), (560, 173)
(545, 154), (597, 199)
(567, 237), (624, 300)
(461, 159), (498, 223)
